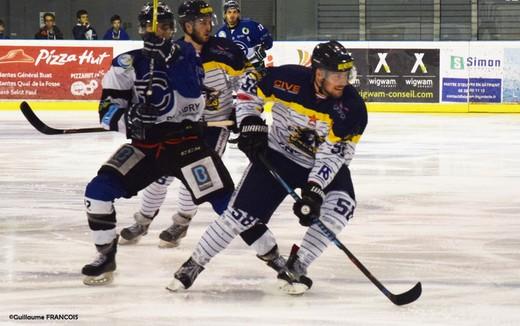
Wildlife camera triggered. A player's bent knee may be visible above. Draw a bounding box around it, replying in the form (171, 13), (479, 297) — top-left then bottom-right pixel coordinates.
(320, 191), (356, 234)
(221, 207), (259, 234)
(85, 173), (127, 202)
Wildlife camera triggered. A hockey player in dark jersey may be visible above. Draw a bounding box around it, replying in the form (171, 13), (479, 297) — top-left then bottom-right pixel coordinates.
(81, 2), (234, 286)
(167, 40), (368, 294)
(215, 0), (273, 69)
(119, 0), (247, 248)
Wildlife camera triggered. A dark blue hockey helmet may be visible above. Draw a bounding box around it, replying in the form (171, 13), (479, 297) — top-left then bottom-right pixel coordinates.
(311, 40), (354, 72)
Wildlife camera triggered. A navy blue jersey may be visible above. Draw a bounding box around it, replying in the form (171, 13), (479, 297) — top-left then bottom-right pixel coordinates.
(236, 64), (367, 189)
(99, 40), (205, 142)
(215, 18), (273, 60)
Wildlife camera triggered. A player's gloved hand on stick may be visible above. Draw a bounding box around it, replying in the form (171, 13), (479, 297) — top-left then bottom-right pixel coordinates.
(127, 103), (158, 140)
(293, 182), (325, 226)
(142, 32), (180, 65)
(238, 115), (268, 162)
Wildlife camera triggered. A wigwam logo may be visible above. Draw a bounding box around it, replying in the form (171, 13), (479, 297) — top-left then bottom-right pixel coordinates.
(374, 53), (391, 73)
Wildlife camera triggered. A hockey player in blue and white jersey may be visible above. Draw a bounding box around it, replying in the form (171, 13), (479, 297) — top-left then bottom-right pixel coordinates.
(167, 40), (368, 294)
(81, 2), (234, 286)
(119, 0), (248, 248)
(215, 0), (273, 69)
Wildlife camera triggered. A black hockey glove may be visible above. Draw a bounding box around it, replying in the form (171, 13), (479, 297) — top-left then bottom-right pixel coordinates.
(293, 182), (325, 227)
(127, 103), (158, 140)
(142, 33), (181, 66)
(238, 116), (268, 162)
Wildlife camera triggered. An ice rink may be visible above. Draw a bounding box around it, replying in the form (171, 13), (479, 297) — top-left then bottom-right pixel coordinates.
(1, 110), (519, 325)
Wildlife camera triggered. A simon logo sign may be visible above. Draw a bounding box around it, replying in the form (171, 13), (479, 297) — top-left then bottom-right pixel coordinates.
(450, 55), (502, 70)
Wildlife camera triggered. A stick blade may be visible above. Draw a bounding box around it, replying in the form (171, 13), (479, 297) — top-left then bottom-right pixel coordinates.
(19, 101), (63, 134)
(391, 282), (422, 306)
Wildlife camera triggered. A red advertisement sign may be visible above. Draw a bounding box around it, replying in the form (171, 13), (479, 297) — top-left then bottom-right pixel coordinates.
(0, 46), (113, 100)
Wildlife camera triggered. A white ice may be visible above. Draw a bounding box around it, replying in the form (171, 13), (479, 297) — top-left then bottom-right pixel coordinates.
(1, 110), (519, 325)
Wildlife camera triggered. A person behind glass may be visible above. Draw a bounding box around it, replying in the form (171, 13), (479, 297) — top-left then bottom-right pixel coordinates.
(0, 20), (9, 39)
(215, 0), (273, 69)
(72, 9), (98, 40)
(35, 13), (64, 40)
(103, 14), (130, 40)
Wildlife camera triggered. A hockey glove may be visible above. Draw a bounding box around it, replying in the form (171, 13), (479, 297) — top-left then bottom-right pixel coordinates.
(238, 116), (268, 162)
(143, 33), (181, 66)
(99, 102), (125, 131)
(293, 182), (325, 227)
(248, 45), (267, 71)
(127, 103), (158, 140)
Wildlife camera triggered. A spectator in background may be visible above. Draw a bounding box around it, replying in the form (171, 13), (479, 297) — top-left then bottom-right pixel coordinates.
(73, 9), (98, 40)
(103, 14), (130, 40)
(35, 13), (64, 39)
(0, 20), (9, 39)
(215, 0), (272, 69)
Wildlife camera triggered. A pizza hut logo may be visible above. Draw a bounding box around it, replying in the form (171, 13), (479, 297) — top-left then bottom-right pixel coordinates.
(34, 49), (110, 66)
(0, 49), (34, 64)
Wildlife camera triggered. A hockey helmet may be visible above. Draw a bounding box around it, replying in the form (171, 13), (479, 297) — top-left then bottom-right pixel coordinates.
(138, 2), (175, 28)
(178, 0), (214, 22)
(224, 0), (240, 12)
(311, 40), (354, 72)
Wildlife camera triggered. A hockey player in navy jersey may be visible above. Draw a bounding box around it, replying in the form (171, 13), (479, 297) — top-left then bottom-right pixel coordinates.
(81, 1), (234, 286)
(167, 40), (368, 294)
(215, 0), (273, 69)
(118, 0), (248, 248)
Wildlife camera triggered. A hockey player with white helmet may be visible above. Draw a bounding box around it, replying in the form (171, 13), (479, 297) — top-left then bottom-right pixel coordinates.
(81, 1), (234, 286)
(167, 40), (368, 294)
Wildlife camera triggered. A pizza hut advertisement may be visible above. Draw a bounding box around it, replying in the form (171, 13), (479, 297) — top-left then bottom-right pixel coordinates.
(0, 46), (113, 100)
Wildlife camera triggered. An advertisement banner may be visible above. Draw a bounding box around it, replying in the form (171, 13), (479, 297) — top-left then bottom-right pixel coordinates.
(0, 45), (113, 100)
(358, 49), (440, 103)
(266, 44), (440, 103)
(503, 47), (520, 103)
(441, 45), (503, 103)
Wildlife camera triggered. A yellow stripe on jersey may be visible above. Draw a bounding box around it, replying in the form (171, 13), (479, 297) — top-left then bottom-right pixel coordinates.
(257, 88), (362, 144)
(203, 61), (244, 77)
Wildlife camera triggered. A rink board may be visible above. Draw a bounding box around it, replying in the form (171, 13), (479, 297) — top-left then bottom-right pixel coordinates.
(1, 40), (520, 113)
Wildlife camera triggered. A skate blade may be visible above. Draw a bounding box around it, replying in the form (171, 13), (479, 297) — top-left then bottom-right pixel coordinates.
(83, 272), (114, 286)
(158, 240), (180, 248)
(119, 237), (141, 245)
(165, 278), (185, 292)
(277, 279), (308, 295)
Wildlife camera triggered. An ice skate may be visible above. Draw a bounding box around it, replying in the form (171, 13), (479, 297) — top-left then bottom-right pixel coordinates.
(82, 235), (118, 286)
(119, 212), (154, 245)
(277, 245), (313, 295)
(158, 213), (191, 248)
(166, 257), (204, 291)
(257, 245), (287, 273)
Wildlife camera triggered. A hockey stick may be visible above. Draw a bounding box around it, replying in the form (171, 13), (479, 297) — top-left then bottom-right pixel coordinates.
(19, 101), (234, 135)
(258, 154), (422, 306)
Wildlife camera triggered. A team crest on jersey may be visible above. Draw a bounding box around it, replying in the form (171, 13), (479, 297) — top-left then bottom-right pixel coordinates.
(218, 31), (226, 38)
(134, 71), (173, 114)
(288, 127), (324, 156)
(117, 54), (133, 69)
(242, 27), (250, 35)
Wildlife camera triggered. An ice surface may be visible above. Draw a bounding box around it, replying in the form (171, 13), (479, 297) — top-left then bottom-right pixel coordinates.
(1, 110), (519, 325)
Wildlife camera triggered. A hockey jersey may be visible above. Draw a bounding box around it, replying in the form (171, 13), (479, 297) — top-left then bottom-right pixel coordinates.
(236, 65), (367, 189)
(215, 18), (273, 60)
(181, 36), (246, 122)
(98, 40), (205, 142)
